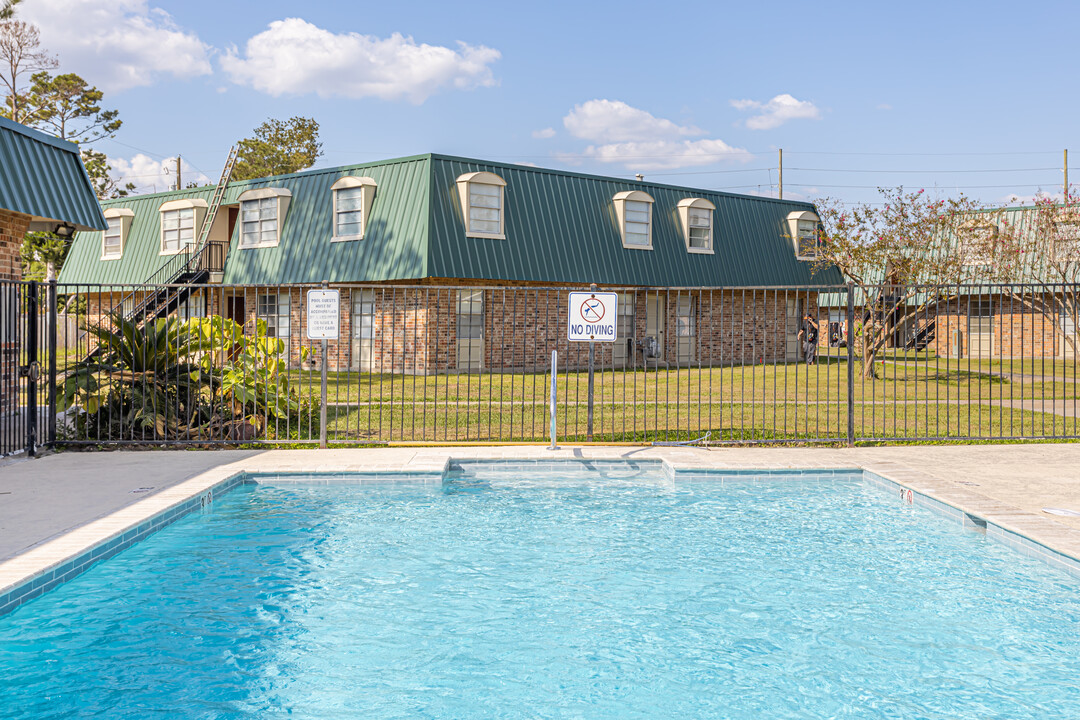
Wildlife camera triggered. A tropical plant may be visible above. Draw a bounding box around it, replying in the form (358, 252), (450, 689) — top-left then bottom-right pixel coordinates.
(57, 313), (216, 440)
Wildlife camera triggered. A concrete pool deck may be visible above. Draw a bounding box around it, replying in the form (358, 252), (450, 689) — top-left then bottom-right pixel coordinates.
(3, 444), (1080, 614)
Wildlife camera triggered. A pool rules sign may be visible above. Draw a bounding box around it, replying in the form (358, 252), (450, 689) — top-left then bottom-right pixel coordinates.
(306, 289), (340, 340)
(567, 291), (618, 342)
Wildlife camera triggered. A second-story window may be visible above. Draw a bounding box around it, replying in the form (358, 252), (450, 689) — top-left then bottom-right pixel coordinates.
(678, 198), (716, 254)
(103, 218), (123, 258)
(237, 188), (291, 249)
(613, 191), (655, 250)
(161, 209), (196, 254)
(455, 171), (507, 239)
(332, 176), (377, 241)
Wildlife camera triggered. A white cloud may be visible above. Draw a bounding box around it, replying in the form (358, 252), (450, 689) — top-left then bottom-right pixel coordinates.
(532, 127), (556, 139)
(18, 0), (211, 92)
(563, 99), (703, 143)
(562, 139), (752, 172)
(221, 18), (500, 104)
(730, 93), (821, 130)
(1001, 190), (1063, 206)
(110, 154), (210, 195)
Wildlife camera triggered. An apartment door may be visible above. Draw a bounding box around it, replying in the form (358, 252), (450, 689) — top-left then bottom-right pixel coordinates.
(226, 296), (245, 327)
(967, 299), (994, 358)
(675, 294), (696, 364)
(456, 290), (484, 371)
(613, 292), (636, 366)
(645, 294), (665, 360)
(785, 297), (802, 361)
(1062, 302), (1078, 358)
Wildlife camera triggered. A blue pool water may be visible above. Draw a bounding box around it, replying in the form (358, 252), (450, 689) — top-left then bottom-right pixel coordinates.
(2, 465), (1080, 719)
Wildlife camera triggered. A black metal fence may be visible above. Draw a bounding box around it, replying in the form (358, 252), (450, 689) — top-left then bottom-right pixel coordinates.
(3, 279), (1079, 455)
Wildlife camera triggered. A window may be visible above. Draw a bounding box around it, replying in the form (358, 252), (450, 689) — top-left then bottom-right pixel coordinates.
(959, 221), (997, 266)
(613, 191), (655, 249)
(237, 188), (291, 248)
(256, 292), (291, 339)
(177, 293), (205, 321)
(332, 176), (377, 241)
(1054, 217), (1080, 262)
(101, 208), (133, 259)
(677, 198), (716, 253)
(786, 210), (820, 260)
(455, 172), (507, 239)
(103, 218), (123, 258)
(161, 209), (196, 254)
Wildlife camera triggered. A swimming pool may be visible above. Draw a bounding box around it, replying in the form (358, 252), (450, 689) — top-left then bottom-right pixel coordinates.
(2, 461), (1079, 718)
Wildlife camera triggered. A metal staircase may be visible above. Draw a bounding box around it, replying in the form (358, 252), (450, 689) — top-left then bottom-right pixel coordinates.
(114, 146), (238, 324)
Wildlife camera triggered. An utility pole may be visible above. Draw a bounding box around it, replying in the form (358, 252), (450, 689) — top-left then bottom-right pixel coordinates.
(175, 155), (182, 191)
(1065, 149), (1069, 200)
(778, 148), (783, 200)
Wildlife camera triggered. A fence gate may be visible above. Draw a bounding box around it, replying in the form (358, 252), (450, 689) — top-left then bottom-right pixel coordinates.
(0, 281), (53, 457)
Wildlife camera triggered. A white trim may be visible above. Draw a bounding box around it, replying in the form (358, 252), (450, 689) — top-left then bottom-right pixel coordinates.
(331, 176), (377, 242)
(677, 198), (716, 255)
(158, 198), (208, 212)
(455, 172), (507, 240)
(613, 191), (654, 250)
(236, 187), (292, 202)
(786, 210), (820, 261)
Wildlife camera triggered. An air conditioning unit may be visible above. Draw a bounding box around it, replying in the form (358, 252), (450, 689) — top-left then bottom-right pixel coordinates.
(639, 336), (660, 359)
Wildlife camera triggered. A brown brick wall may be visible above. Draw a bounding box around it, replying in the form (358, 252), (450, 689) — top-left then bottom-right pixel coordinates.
(0, 209), (27, 283)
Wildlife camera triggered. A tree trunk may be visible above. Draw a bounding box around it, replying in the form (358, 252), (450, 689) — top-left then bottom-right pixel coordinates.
(861, 329), (878, 379)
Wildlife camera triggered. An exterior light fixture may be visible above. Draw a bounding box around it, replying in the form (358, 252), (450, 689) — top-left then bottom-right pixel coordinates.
(53, 222), (76, 238)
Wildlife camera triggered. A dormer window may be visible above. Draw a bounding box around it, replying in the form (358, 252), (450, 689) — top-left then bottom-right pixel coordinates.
(677, 198), (716, 254)
(613, 190), (654, 250)
(959, 219), (997, 266)
(159, 198), (208, 255)
(1053, 212), (1080, 262)
(786, 210), (821, 260)
(101, 208), (134, 260)
(455, 171), (506, 239)
(332, 176), (377, 241)
(238, 188), (291, 249)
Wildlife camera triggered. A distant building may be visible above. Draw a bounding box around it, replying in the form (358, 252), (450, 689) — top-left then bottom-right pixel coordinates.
(59, 154), (841, 370)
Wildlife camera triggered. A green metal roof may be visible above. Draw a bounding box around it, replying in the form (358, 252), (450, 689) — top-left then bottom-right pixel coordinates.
(0, 116), (106, 231)
(60, 153), (842, 287)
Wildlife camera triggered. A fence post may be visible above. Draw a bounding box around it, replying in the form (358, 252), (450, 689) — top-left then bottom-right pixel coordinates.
(319, 282), (329, 449)
(47, 280), (57, 447)
(586, 283), (597, 442)
(25, 281), (38, 457)
(846, 281), (855, 447)
(548, 349), (558, 450)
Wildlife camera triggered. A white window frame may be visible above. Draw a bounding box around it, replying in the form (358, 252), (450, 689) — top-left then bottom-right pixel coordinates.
(613, 190), (655, 250)
(331, 176), (377, 242)
(159, 198), (208, 256)
(455, 171), (507, 239)
(677, 198), (716, 254)
(176, 292), (206, 321)
(256, 292), (291, 339)
(959, 219), (997, 267)
(237, 188), (291, 249)
(101, 208), (134, 260)
(676, 295), (697, 338)
(786, 210), (821, 261)
(1053, 213), (1080, 263)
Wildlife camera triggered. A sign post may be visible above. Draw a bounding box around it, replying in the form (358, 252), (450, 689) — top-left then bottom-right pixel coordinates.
(307, 287), (340, 448)
(567, 287), (617, 441)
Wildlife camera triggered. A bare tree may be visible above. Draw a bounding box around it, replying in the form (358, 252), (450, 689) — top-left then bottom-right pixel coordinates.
(0, 19), (56, 124)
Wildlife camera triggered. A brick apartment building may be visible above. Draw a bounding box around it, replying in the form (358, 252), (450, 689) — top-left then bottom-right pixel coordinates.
(59, 153), (842, 371)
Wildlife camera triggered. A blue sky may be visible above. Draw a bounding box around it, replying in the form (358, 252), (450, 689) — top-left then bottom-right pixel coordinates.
(15, 0), (1080, 206)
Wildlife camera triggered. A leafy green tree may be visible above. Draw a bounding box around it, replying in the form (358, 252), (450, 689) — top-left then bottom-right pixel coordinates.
(81, 147), (135, 199)
(24, 71), (121, 142)
(233, 116), (322, 180)
(20, 230), (67, 281)
(0, 0), (22, 21)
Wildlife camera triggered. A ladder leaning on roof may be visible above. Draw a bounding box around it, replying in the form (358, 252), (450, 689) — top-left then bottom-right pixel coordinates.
(109, 145), (239, 324)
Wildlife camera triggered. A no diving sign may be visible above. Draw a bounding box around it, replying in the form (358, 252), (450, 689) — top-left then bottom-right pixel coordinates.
(567, 291), (617, 342)
(306, 289), (340, 340)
